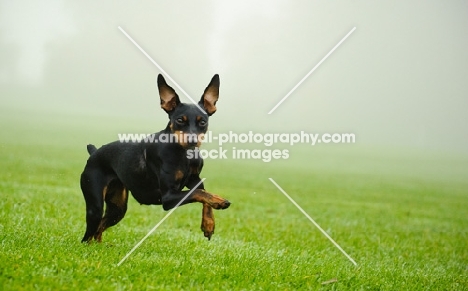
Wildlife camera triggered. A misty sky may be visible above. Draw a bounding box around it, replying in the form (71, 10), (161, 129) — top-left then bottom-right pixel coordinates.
(1, 0), (467, 152)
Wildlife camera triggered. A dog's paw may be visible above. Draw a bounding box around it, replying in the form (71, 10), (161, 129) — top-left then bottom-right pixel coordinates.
(208, 195), (231, 210)
(201, 204), (215, 240)
(201, 216), (215, 240)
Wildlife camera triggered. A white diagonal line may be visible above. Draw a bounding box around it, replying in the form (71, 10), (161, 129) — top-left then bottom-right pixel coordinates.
(269, 178), (357, 266)
(117, 178), (206, 266)
(118, 26), (207, 115)
(268, 27), (356, 114)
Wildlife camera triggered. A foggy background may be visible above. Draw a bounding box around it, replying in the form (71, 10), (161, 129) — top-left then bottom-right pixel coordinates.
(1, 0), (467, 152)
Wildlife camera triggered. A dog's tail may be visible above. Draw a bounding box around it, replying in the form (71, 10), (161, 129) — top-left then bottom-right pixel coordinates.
(86, 144), (97, 155)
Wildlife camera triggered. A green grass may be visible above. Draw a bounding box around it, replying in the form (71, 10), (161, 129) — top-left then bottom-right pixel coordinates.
(1, 109), (467, 290)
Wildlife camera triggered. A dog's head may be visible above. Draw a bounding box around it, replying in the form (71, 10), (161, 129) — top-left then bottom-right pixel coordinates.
(157, 74), (219, 149)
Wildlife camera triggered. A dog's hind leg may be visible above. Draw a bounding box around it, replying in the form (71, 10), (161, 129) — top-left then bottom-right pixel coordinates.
(94, 179), (128, 242)
(80, 167), (108, 243)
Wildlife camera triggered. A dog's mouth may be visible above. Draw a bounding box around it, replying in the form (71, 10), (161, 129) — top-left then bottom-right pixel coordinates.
(171, 131), (204, 149)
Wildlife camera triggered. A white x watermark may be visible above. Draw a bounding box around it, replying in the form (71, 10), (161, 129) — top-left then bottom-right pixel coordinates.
(269, 178), (357, 266)
(268, 27), (356, 114)
(115, 24), (357, 267)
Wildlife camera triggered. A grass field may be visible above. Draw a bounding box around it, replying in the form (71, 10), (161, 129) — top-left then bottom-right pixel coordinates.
(1, 109), (467, 290)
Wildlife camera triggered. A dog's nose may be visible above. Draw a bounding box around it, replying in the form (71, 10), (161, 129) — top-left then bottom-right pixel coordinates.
(223, 200), (231, 209)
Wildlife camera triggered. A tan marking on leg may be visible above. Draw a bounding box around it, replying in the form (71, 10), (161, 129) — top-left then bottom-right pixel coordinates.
(110, 187), (128, 208)
(174, 170), (184, 182)
(102, 185), (108, 201)
(191, 189), (230, 210)
(201, 203), (215, 240)
(94, 225), (104, 242)
(95, 184), (128, 242)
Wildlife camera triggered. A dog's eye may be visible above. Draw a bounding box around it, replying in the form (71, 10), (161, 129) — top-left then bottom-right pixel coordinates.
(199, 120), (207, 127)
(176, 117), (185, 124)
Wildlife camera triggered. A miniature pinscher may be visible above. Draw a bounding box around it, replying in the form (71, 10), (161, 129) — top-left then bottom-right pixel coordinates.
(80, 74), (230, 243)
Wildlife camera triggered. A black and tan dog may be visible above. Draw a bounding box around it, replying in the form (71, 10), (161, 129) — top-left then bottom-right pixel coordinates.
(80, 74), (230, 243)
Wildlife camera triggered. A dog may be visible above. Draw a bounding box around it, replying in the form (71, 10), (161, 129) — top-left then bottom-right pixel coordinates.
(80, 74), (230, 243)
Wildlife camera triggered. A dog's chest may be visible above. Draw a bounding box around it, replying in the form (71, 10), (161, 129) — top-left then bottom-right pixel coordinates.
(174, 157), (202, 190)
(174, 165), (192, 189)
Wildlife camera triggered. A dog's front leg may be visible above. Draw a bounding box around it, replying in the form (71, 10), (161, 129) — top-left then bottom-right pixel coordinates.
(185, 174), (218, 240)
(201, 203), (215, 240)
(162, 189), (230, 210)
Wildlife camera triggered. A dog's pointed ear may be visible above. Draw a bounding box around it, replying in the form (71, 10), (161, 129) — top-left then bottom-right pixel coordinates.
(157, 74), (180, 113)
(199, 74), (219, 116)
